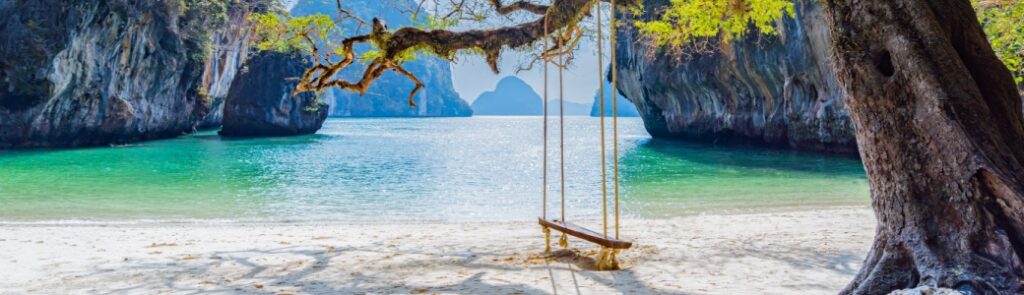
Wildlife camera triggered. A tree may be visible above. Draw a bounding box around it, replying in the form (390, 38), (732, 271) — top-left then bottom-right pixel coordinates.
(823, 0), (1024, 293)
(642, 1), (1024, 291)
(255, 0), (1024, 293)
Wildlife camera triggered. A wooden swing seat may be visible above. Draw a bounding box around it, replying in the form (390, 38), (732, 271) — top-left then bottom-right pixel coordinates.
(539, 218), (632, 249)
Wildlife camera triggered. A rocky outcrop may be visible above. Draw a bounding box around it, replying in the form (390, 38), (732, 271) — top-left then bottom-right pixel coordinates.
(0, 0), (262, 148)
(591, 78), (641, 117)
(471, 76), (543, 116)
(197, 2), (262, 129)
(291, 0), (472, 117)
(615, 0), (856, 153)
(888, 287), (962, 295)
(220, 52), (328, 137)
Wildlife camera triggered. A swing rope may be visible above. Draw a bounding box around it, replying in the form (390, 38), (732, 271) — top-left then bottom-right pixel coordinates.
(598, 0), (609, 241)
(594, 2), (622, 271)
(539, 2), (627, 271)
(557, 23), (570, 250)
(542, 15), (552, 254)
(612, 0), (620, 241)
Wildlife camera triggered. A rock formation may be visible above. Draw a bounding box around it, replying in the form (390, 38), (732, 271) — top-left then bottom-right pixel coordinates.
(0, 0), (265, 148)
(471, 76), (543, 116)
(219, 51), (328, 137)
(615, 0), (856, 153)
(591, 77), (641, 117)
(197, 2), (263, 129)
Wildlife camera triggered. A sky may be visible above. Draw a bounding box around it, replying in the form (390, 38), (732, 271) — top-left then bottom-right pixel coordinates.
(283, 0), (612, 104)
(442, 5), (614, 104)
(451, 42), (608, 104)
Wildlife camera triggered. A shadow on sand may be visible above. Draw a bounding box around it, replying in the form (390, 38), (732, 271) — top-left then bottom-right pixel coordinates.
(47, 233), (867, 295)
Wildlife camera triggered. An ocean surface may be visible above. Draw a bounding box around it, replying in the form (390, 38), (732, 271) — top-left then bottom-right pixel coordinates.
(0, 117), (869, 223)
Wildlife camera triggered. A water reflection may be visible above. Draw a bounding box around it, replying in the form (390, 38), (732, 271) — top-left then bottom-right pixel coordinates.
(619, 138), (870, 216)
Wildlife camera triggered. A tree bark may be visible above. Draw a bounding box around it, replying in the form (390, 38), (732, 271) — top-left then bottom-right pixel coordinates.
(822, 0), (1024, 293)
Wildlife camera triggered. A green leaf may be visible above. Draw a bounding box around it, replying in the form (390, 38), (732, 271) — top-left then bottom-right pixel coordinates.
(635, 0), (794, 49)
(974, 0), (1024, 86)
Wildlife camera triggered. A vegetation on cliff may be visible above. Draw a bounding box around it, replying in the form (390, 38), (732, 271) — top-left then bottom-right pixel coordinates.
(634, 0), (794, 53)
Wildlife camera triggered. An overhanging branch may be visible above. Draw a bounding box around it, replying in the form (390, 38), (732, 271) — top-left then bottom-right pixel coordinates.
(293, 0), (636, 107)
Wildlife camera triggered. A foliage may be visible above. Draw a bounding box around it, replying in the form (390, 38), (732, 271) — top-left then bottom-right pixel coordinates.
(249, 12), (339, 54)
(304, 93), (327, 112)
(635, 0), (1021, 87)
(974, 0), (1024, 85)
(249, 9), (437, 64)
(177, 0), (232, 63)
(634, 0), (794, 49)
(358, 48), (422, 63)
(415, 14), (460, 31)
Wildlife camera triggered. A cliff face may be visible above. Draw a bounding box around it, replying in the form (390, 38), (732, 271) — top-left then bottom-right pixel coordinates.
(220, 52), (328, 137)
(616, 0), (856, 153)
(292, 0), (472, 117)
(197, 2), (261, 129)
(0, 0), (252, 148)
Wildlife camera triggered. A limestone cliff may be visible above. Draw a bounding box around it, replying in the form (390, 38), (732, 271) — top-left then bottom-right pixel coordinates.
(615, 0), (856, 153)
(197, 2), (262, 129)
(0, 0), (262, 148)
(220, 52), (328, 137)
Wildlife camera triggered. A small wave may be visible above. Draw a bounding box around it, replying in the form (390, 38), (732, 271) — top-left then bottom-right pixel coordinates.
(0, 218), (246, 226)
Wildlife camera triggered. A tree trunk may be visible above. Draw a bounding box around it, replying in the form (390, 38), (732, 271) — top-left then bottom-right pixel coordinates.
(822, 0), (1024, 293)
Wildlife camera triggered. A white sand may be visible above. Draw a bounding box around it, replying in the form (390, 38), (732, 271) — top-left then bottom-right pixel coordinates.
(0, 208), (874, 294)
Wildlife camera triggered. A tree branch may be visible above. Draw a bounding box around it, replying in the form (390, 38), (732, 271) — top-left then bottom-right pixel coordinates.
(292, 0), (638, 107)
(382, 0), (604, 72)
(490, 0), (550, 15)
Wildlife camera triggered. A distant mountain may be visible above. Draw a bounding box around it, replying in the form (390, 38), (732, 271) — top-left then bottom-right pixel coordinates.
(291, 0), (472, 117)
(472, 76), (543, 116)
(472, 76), (595, 116)
(548, 100), (590, 116)
(590, 79), (640, 117)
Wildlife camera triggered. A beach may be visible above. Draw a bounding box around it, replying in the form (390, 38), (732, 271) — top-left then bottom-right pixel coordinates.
(0, 207), (874, 294)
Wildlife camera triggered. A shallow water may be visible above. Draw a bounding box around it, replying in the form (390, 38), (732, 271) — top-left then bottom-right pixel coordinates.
(0, 117), (869, 223)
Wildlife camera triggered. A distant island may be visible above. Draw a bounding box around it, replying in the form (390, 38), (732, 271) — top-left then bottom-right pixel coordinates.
(471, 76), (541, 116)
(590, 79), (640, 117)
(472, 76), (592, 116)
(549, 100), (590, 116)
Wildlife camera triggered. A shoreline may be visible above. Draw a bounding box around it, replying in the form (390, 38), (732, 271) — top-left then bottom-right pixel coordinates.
(0, 207), (875, 294)
(0, 205), (872, 226)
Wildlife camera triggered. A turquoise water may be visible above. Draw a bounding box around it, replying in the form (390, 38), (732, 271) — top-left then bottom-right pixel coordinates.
(0, 117), (869, 223)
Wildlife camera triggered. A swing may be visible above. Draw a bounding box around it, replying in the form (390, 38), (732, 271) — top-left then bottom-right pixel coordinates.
(538, 1), (631, 271)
